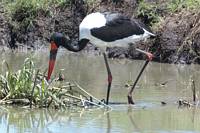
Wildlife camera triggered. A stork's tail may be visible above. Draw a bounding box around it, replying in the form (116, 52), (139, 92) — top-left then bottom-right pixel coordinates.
(143, 28), (156, 37)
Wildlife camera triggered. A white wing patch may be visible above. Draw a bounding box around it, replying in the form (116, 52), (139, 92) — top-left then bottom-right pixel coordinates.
(79, 12), (106, 40)
(79, 12), (106, 29)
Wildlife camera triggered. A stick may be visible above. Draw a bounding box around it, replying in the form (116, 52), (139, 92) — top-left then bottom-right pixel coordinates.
(64, 93), (102, 107)
(192, 80), (196, 103)
(74, 82), (112, 109)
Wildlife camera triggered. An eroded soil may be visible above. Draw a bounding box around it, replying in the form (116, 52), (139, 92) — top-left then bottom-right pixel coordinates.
(1, 0), (200, 64)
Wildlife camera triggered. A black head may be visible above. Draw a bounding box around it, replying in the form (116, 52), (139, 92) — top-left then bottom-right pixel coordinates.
(47, 32), (89, 80)
(50, 32), (70, 47)
(47, 32), (69, 81)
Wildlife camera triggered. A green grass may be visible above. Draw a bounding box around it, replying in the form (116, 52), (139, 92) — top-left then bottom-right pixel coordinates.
(5, 0), (71, 32)
(0, 58), (35, 99)
(136, 0), (161, 26)
(7, 0), (70, 18)
(168, 0), (200, 12)
(0, 58), (50, 107)
(136, 0), (200, 27)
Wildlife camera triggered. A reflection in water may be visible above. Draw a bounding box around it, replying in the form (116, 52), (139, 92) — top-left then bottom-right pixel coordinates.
(127, 106), (141, 132)
(0, 106), (111, 133)
(106, 111), (111, 133)
(1, 105), (200, 133)
(1, 51), (200, 132)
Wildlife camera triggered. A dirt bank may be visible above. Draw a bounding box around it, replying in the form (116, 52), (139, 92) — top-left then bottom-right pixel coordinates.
(1, 0), (200, 64)
(153, 10), (200, 64)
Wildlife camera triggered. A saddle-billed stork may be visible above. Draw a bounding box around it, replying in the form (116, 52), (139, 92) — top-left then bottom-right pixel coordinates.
(47, 12), (155, 105)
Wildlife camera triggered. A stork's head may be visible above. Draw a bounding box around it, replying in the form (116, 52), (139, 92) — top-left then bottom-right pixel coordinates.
(47, 32), (89, 81)
(47, 32), (65, 81)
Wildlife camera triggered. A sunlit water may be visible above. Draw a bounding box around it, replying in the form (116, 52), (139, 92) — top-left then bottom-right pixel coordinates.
(1, 49), (200, 133)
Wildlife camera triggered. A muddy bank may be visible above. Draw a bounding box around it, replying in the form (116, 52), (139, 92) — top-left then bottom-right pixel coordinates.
(154, 10), (200, 64)
(1, 0), (200, 64)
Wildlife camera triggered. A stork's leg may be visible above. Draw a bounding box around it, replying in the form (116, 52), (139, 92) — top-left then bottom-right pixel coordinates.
(127, 49), (153, 104)
(103, 52), (113, 105)
(127, 60), (149, 104)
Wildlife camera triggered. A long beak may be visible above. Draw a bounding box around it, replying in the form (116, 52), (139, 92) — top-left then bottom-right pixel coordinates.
(47, 42), (58, 81)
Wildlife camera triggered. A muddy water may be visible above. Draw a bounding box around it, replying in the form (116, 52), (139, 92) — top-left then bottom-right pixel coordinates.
(1, 50), (200, 133)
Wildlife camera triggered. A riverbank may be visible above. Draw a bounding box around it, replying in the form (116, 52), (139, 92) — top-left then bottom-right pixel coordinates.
(0, 0), (200, 64)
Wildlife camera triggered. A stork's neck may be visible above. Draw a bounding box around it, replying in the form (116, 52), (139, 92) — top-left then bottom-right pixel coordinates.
(63, 38), (89, 52)
(50, 32), (89, 52)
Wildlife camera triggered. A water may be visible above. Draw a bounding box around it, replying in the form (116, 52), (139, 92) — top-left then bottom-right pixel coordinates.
(1, 50), (200, 133)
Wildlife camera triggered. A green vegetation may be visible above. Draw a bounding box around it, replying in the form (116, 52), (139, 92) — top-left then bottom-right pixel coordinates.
(4, 0), (71, 32)
(0, 58), (107, 109)
(136, 0), (161, 26)
(0, 58), (36, 100)
(168, 0), (200, 12)
(136, 0), (200, 28)
(7, 0), (70, 19)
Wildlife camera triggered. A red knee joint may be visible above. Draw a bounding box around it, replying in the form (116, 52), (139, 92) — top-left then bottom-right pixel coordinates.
(146, 52), (154, 61)
(108, 75), (112, 83)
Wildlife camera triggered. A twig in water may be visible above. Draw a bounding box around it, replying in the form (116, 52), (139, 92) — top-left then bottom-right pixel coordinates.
(192, 79), (197, 103)
(178, 99), (193, 108)
(0, 93), (11, 103)
(64, 93), (103, 107)
(80, 95), (85, 107)
(74, 82), (112, 109)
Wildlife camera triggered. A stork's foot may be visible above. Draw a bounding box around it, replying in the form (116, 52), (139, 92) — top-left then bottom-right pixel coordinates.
(127, 95), (135, 104)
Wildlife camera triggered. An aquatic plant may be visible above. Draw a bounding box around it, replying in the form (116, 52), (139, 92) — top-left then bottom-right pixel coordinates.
(0, 58), (109, 109)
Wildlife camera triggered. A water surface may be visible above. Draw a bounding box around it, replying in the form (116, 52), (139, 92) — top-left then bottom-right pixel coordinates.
(0, 50), (200, 133)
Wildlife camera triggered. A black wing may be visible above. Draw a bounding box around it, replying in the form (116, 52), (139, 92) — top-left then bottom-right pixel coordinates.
(90, 13), (145, 42)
